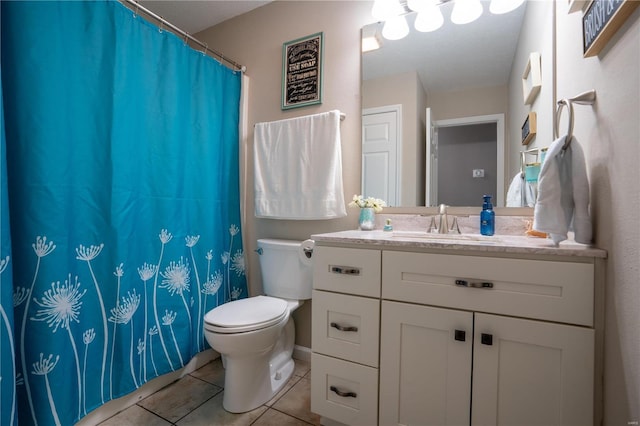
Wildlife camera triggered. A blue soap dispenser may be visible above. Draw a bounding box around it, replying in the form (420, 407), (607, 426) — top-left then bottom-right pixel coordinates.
(480, 195), (495, 236)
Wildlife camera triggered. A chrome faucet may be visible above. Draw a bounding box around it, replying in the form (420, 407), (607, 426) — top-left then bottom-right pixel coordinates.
(427, 204), (461, 234)
(438, 204), (449, 234)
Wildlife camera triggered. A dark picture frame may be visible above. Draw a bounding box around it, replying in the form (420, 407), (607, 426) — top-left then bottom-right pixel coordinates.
(282, 32), (323, 110)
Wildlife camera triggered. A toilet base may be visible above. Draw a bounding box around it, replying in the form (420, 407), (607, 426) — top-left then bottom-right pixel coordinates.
(222, 351), (295, 413)
(220, 318), (297, 413)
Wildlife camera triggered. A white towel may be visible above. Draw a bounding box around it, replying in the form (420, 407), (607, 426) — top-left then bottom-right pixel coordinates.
(253, 110), (347, 219)
(533, 136), (592, 245)
(506, 172), (536, 207)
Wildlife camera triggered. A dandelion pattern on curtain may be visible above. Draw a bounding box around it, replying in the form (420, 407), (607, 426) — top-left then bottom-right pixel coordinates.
(1, 1), (246, 425)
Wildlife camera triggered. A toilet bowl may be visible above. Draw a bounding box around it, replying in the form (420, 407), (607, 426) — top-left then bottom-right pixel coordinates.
(203, 238), (313, 413)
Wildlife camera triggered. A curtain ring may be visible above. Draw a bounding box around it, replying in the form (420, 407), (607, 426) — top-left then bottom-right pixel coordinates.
(133, 3), (139, 18)
(202, 43), (208, 56)
(183, 32), (189, 46)
(159, 20), (164, 33)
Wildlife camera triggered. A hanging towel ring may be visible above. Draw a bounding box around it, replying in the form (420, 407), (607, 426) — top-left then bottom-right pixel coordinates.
(554, 90), (597, 150)
(555, 99), (574, 147)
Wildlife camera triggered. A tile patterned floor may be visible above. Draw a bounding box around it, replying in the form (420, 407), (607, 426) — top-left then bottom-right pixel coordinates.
(98, 358), (320, 426)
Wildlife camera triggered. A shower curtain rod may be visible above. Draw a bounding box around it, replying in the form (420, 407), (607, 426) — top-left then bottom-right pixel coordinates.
(120, 0), (246, 73)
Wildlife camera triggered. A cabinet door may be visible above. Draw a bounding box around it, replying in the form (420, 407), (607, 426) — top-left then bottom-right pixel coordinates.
(472, 313), (595, 426)
(379, 301), (473, 426)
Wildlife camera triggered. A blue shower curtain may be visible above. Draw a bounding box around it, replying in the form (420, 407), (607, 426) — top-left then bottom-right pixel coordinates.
(1, 1), (246, 424)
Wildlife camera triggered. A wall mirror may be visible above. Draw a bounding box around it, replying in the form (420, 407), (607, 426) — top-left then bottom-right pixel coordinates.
(361, 0), (555, 208)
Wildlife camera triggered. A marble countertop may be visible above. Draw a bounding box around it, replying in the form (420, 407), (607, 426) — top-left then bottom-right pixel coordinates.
(311, 229), (607, 258)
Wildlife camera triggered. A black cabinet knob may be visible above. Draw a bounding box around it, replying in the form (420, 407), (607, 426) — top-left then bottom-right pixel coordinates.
(481, 333), (493, 345)
(454, 329), (466, 342)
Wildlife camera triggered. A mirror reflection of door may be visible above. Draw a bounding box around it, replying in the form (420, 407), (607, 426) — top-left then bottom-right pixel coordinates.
(426, 112), (505, 207)
(362, 105), (401, 206)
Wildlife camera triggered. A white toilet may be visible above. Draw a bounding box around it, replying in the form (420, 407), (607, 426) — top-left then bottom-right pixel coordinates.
(203, 238), (314, 413)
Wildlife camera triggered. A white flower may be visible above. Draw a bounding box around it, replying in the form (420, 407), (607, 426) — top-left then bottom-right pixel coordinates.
(108, 290), (141, 325)
(159, 229), (173, 244)
(231, 287), (242, 300)
(137, 263), (157, 281)
(32, 236), (56, 258)
(137, 339), (145, 355)
(83, 328), (96, 345)
(205, 250), (213, 261)
(13, 287), (30, 307)
(185, 235), (200, 248)
(162, 310), (177, 326)
(32, 275), (86, 333)
(160, 257), (191, 296)
(75, 243), (104, 261)
(202, 271), (223, 295)
(32, 353), (60, 376)
(348, 195), (386, 213)
(148, 326), (158, 336)
(229, 224), (239, 236)
(114, 263), (124, 278)
(230, 250), (245, 276)
(221, 252), (229, 265)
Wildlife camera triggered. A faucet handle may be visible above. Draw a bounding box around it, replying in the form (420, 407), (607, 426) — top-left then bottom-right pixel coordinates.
(427, 216), (438, 233)
(449, 216), (461, 234)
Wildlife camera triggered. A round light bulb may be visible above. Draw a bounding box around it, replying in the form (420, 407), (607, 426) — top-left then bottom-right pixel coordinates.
(382, 15), (410, 40)
(489, 0), (525, 14)
(451, 0), (483, 25)
(414, 5), (444, 32)
(372, 0), (404, 21)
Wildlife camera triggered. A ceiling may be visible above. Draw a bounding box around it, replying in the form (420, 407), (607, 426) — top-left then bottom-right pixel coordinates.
(139, 0), (272, 34)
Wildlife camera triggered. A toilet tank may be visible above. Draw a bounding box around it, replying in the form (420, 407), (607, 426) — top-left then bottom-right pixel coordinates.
(257, 239), (313, 300)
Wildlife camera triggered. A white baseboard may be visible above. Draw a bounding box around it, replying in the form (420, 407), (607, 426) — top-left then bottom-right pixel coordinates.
(77, 349), (219, 425)
(293, 344), (311, 362)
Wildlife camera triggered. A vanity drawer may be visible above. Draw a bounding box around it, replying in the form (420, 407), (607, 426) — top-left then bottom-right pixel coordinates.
(311, 353), (378, 426)
(313, 246), (381, 297)
(312, 290), (380, 367)
(382, 251), (594, 326)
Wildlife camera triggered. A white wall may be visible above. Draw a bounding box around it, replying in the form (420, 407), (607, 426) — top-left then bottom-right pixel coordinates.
(555, 2), (640, 423)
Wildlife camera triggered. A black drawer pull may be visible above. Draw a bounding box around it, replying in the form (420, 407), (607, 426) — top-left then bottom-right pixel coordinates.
(455, 279), (493, 289)
(330, 322), (358, 332)
(330, 385), (357, 398)
(330, 265), (361, 276)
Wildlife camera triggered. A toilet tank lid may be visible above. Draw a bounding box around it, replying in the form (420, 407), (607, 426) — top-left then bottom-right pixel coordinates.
(257, 238), (302, 248)
(204, 295), (287, 328)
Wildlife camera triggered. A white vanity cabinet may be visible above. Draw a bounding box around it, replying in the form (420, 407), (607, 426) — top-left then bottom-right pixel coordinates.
(380, 251), (596, 426)
(310, 237), (604, 426)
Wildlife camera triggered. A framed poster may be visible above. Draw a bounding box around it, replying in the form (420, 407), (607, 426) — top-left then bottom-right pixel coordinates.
(583, 0), (640, 57)
(282, 32), (323, 110)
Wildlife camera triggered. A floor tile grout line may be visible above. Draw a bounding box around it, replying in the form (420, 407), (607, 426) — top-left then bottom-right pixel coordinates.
(135, 403), (178, 425)
(169, 387), (224, 424)
(269, 406), (317, 425)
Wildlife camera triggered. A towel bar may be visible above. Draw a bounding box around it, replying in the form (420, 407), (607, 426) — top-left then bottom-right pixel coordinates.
(554, 89), (596, 149)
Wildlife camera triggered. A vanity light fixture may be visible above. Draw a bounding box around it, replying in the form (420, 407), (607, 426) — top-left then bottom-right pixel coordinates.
(372, 0), (525, 40)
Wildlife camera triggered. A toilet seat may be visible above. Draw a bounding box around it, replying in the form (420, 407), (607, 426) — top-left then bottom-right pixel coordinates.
(204, 295), (288, 334)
